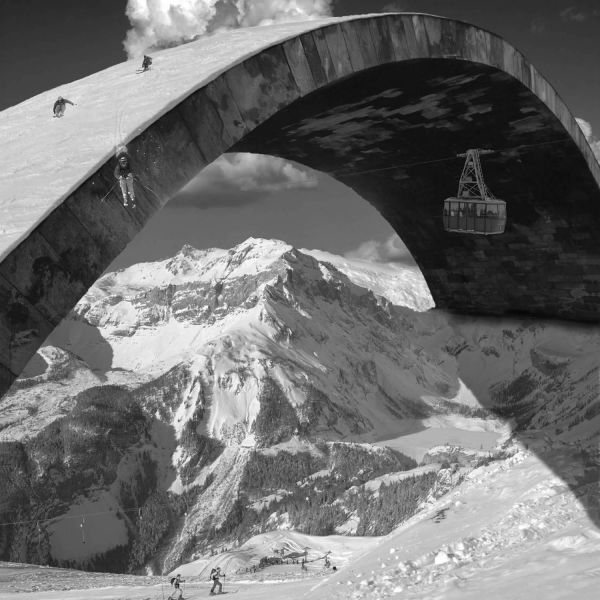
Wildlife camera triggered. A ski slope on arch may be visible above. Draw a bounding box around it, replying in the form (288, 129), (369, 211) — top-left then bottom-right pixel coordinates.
(0, 14), (363, 261)
(0, 10), (597, 268)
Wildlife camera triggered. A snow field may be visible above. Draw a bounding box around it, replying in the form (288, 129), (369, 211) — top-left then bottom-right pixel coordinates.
(314, 444), (600, 600)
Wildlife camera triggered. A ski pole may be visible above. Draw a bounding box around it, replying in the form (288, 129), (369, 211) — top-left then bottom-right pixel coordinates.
(138, 179), (161, 200)
(99, 185), (115, 203)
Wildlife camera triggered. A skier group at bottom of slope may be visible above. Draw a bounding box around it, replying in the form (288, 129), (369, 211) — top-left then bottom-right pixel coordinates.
(167, 567), (227, 598)
(167, 558), (337, 598)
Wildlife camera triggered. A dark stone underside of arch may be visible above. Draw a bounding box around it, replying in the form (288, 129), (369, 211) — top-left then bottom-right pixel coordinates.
(233, 59), (600, 320)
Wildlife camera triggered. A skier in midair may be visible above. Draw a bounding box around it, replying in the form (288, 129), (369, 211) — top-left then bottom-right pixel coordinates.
(209, 566), (224, 595)
(114, 152), (136, 208)
(53, 96), (75, 118)
(141, 55), (152, 71)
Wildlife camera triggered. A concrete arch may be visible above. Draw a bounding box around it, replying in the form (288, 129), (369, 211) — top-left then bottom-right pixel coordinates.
(1, 13), (599, 396)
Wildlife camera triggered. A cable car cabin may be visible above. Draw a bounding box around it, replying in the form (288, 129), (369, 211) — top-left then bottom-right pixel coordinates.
(442, 148), (506, 235)
(443, 198), (506, 235)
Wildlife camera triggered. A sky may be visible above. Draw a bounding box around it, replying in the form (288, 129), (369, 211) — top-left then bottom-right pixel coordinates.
(1, 0), (599, 268)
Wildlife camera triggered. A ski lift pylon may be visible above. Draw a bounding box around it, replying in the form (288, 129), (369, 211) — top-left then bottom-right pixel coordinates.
(80, 516), (86, 544)
(443, 148), (506, 235)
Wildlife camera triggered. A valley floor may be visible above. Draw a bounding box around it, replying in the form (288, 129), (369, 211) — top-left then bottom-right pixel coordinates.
(0, 564), (322, 600)
(2, 435), (598, 600)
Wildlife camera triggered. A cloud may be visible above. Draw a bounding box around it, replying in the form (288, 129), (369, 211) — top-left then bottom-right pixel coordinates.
(123, 0), (333, 58)
(560, 6), (588, 22)
(173, 153), (318, 209)
(530, 16), (546, 35)
(378, 1), (408, 12)
(560, 4), (600, 22)
(576, 118), (600, 162)
(344, 234), (414, 264)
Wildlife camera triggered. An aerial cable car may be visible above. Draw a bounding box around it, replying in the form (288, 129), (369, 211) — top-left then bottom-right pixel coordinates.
(443, 149), (506, 235)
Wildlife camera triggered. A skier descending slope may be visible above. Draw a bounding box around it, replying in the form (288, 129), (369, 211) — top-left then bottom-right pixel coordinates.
(53, 96), (75, 117)
(139, 54), (152, 72)
(114, 151), (136, 208)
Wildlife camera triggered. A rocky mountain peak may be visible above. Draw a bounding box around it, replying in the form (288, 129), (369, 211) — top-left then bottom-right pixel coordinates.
(1, 239), (598, 577)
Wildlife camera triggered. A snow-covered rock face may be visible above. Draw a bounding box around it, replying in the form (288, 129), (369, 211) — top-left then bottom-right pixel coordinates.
(3, 237), (600, 465)
(302, 247), (434, 312)
(1, 237), (599, 575)
(41, 237), (446, 448)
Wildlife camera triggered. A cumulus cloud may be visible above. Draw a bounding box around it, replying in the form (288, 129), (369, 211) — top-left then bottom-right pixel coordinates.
(576, 118), (600, 163)
(560, 5), (600, 22)
(123, 0), (333, 57)
(197, 153), (318, 192)
(560, 6), (588, 22)
(344, 234), (414, 264)
(174, 153), (318, 208)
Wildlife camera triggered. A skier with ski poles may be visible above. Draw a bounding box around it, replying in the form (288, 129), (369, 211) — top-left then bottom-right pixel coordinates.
(140, 55), (152, 72)
(168, 573), (185, 599)
(114, 151), (136, 208)
(209, 566), (224, 595)
(53, 96), (75, 118)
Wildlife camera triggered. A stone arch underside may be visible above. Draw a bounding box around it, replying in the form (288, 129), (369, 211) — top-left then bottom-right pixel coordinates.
(1, 13), (599, 397)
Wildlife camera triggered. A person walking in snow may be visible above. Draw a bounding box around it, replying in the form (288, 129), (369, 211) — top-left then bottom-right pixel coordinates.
(141, 55), (152, 71)
(114, 152), (136, 207)
(53, 96), (75, 118)
(168, 574), (185, 599)
(209, 567), (224, 595)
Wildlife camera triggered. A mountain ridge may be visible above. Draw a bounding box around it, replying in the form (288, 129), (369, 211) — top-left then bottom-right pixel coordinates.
(0, 238), (597, 576)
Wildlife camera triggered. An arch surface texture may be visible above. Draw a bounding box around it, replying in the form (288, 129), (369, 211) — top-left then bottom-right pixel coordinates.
(1, 13), (599, 397)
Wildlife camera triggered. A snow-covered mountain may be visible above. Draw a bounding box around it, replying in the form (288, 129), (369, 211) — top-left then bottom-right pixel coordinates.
(301, 247), (434, 312)
(0, 238), (598, 578)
